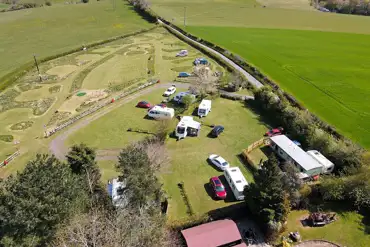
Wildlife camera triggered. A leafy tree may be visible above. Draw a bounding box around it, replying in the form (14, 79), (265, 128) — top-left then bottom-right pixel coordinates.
(0, 154), (86, 246)
(281, 162), (303, 208)
(181, 94), (194, 110)
(244, 154), (288, 224)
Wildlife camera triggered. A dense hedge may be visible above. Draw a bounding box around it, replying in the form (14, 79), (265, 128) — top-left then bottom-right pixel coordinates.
(0, 27), (157, 92)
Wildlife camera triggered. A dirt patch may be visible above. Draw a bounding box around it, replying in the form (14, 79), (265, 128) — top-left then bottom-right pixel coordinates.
(59, 89), (108, 114)
(46, 65), (78, 79)
(10, 121), (33, 131)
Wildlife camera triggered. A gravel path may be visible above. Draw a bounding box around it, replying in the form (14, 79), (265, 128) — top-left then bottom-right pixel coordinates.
(158, 19), (264, 88)
(49, 83), (189, 160)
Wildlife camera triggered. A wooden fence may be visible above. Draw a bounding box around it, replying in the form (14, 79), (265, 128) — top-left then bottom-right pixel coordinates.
(0, 150), (20, 168)
(241, 138), (269, 170)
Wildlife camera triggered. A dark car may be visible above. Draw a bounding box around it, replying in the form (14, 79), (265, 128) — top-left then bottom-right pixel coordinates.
(210, 176), (227, 199)
(210, 125), (224, 137)
(136, 101), (151, 108)
(265, 127), (284, 137)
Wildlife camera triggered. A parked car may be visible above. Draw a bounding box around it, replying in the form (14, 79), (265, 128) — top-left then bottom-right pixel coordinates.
(209, 176), (227, 200)
(136, 101), (151, 108)
(163, 86), (176, 96)
(210, 125), (224, 137)
(265, 127), (284, 137)
(157, 103), (167, 108)
(178, 72), (191, 77)
(208, 154), (230, 170)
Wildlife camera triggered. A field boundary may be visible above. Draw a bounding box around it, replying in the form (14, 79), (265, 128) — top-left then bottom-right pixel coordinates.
(0, 26), (158, 92)
(157, 18), (348, 142)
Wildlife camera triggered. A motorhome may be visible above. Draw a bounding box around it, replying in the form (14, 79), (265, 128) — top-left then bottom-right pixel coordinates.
(147, 106), (175, 120)
(175, 116), (201, 140)
(197, 99), (212, 117)
(224, 167), (248, 201)
(107, 178), (128, 207)
(173, 92), (196, 104)
(306, 150), (335, 174)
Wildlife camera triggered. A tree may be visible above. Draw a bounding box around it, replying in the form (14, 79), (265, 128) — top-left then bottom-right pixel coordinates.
(181, 94), (194, 110)
(244, 154), (288, 224)
(281, 162), (303, 208)
(0, 154), (86, 246)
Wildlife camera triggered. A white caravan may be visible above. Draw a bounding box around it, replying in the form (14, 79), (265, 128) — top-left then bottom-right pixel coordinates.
(224, 167), (248, 201)
(306, 150), (335, 174)
(175, 116), (201, 140)
(147, 106), (175, 120)
(173, 92), (196, 104)
(108, 178), (128, 208)
(197, 99), (212, 117)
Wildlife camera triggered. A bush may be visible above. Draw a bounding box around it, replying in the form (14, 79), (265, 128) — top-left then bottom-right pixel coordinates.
(82, 0), (89, 3)
(45, 1), (52, 6)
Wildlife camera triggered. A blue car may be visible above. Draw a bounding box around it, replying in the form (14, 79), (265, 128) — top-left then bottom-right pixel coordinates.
(210, 125), (224, 137)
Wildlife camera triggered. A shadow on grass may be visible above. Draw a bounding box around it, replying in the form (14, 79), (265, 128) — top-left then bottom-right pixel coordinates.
(203, 182), (217, 201)
(218, 175), (238, 203)
(243, 100), (278, 130)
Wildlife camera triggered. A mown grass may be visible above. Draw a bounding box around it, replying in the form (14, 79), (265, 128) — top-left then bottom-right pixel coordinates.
(185, 26), (370, 148)
(0, 1), (152, 81)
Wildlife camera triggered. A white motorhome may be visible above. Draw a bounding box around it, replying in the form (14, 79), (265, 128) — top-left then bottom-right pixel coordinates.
(197, 99), (211, 118)
(175, 116), (201, 140)
(173, 92), (196, 104)
(147, 106), (175, 120)
(306, 150), (335, 174)
(224, 167), (248, 201)
(108, 178), (128, 208)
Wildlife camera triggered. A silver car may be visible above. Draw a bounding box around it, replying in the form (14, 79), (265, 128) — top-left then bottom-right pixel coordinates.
(208, 154), (230, 171)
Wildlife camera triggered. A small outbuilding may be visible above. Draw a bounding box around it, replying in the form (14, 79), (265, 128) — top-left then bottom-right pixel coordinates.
(181, 219), (247, 247)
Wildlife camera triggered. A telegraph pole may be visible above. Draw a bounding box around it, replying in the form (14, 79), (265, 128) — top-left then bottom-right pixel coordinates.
(184, 6), (186, 27)
(33, 55), (42, 82)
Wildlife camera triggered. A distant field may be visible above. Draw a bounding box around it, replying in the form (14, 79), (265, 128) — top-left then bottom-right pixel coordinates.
(151, 0), (370, 34)
(0, 1), (151, 80)
(186, 26), (370, 148)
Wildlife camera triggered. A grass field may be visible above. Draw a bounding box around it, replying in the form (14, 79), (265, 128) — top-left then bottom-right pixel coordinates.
(66, 88), (266, 220)
(283, 209), (370, 247)
(0, 1), (151, 80)
(185, 26), (370, 148)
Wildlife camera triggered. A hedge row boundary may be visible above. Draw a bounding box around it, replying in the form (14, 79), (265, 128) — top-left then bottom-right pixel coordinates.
(0, 26), (157, 92)
(158, 17), (349, 142)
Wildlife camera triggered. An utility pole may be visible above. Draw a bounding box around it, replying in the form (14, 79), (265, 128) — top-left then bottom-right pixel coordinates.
(184, 6), (186, 27)
(33, 55), (42, 82)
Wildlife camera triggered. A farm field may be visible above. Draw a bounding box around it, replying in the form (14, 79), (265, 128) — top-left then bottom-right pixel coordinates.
(0, 1), (151, 82)
(66, 88), (267, 220)
(185, 26), (370, 148)
(0, 27), (227, 177)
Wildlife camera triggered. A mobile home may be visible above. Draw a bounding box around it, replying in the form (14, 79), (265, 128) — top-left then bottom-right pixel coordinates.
(175, 116), (201, 140)
(224, 167), (248, 201)
(147, 106), (175, 120)
(306, 150), (334, 174)
(197, 99), (212, 118)
(269, 135), (323, 177)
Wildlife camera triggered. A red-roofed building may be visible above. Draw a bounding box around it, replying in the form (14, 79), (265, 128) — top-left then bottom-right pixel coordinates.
(181, 219), (247, 247)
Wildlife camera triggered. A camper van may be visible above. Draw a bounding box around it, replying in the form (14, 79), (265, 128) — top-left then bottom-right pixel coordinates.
(147, 106), (174, 120)
(173, 92), (196, 104)
(175, 116), (201, 140)
(224, 167), (248, 201)
(306, 150), (335, 174)
(197, 99), (211, 117)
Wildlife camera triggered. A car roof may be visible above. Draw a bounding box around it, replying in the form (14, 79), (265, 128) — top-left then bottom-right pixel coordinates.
(211, 176), (221, 183)
(215, 156), (226, 162)
(140, 100), (148, 103)
(168, 86), (175, 90)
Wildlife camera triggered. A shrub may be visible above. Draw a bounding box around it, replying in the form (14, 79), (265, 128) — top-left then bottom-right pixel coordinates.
(82, 0), (89, 3)
(45, 1), (52, 6)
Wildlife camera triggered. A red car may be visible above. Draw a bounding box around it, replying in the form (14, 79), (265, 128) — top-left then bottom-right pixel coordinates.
(210, 176), (227, 199)
(265, 127), (284, 137)
(136, 101), (151, 108)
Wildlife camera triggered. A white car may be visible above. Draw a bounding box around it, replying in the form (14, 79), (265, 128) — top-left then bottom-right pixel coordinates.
(163, 86), (176, 97)
(208, 154), (230, 170)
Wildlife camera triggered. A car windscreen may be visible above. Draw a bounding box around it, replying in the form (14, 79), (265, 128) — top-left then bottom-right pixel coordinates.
(222, 162), (228, 166)
(177, 127), (185, 134)
(215, 186), (224, 192)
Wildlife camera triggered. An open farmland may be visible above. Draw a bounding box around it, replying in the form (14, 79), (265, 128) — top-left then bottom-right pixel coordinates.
(0, 1), (151, 83)
(185, 27), (370, 148)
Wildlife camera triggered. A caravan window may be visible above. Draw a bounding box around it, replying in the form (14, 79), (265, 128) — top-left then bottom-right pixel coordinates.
(199, 109), (206, 114)
(177, 126), (185, 134)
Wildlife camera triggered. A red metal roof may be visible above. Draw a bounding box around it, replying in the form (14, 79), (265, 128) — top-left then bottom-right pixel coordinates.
(181, 219), (243, 247)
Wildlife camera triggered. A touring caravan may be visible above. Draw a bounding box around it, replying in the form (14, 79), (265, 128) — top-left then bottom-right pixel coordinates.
(197, 99), (212, 117)
(306, 150), (335, 174)
(107, 178), (128, 208)
(147, 106), (175, 120)
(175, 116), (201, 140)
(224, 167), (248, 201)
(173, 92), (196, 104)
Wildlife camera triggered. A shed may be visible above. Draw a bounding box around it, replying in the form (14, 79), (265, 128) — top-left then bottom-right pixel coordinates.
(181, 219), (246, 247)
(270, 135), (323, 177)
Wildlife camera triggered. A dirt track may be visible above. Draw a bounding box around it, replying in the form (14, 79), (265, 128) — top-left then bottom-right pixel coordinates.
(49, 83), (189, 160)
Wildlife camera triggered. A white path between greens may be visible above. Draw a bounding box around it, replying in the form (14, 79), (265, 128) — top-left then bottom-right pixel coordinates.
(49, 83), (189, 160)
(158, 19), (264, 88)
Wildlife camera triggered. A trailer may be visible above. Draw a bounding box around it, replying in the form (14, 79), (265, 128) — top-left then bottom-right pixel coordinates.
(197, 99), (212, 117)
(175, 116), (201, 140)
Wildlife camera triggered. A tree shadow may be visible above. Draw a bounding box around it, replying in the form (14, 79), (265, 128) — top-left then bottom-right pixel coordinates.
(204, 182), (218, 201)
(218, 175), (237, 203)
(125, 3), (157, 23)
(243, 99), (279, 130)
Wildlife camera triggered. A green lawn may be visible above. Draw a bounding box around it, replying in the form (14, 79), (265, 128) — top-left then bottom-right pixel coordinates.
(283, 210), (370, 247)
(0, 1), (152, 80)
(185, 27), (370, 148)
(97, 160), (119, 183)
